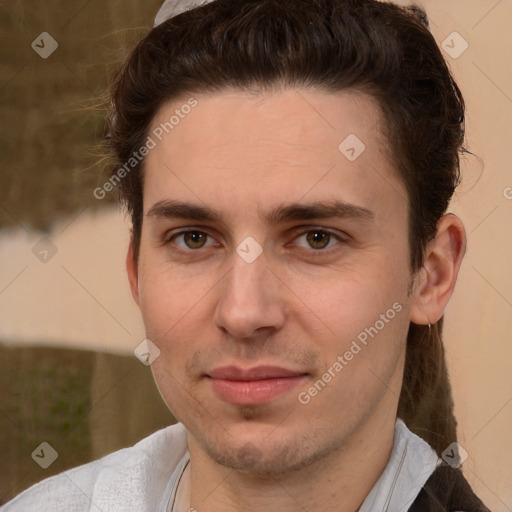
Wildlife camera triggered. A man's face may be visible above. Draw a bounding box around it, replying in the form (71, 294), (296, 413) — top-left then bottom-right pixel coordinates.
(132, 88), (417, 473)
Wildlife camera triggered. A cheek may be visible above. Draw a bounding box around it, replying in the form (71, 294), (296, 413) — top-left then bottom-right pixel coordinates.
(138, 267), (210, 418)
(290, 258), (409, 334)
(288, 259), (411, 399)
(136, 258), (219, 373)
(296, 286), (409, 419)
(137, 252), (204, 331)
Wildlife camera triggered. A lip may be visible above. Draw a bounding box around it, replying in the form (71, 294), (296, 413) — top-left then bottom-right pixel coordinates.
(208, 366), (307, 406)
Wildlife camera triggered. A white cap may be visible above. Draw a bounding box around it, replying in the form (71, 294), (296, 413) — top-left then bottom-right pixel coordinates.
(154, 0), (215, 27)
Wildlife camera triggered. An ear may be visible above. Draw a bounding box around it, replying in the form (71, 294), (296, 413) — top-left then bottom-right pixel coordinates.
(126, 238), (140, 307)
(409, 214), (467, 325)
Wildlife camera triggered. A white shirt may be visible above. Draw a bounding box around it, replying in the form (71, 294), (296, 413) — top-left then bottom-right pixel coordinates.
(2, 418), (440, 512)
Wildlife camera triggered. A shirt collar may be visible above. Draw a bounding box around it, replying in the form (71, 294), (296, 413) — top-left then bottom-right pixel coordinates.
(167, 418), (440, 512)
(359, 418), (441, 512)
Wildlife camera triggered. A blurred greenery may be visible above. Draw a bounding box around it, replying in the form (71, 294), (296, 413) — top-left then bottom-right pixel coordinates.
(0, 344), (94, 503)
(0, 0), (175, 504)
(0, 344), (174, 504)
(0, 0), (161, 231)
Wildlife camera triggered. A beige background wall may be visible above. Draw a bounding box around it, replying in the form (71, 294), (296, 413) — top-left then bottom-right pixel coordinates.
(424, 2), (512, 508)
(1, 0), (511, 509)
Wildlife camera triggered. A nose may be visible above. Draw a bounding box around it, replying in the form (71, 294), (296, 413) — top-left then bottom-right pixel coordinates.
(213, 249), (287, 340)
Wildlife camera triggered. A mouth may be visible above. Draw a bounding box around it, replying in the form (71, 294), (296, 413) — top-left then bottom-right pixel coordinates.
(207, 366), (308, 406)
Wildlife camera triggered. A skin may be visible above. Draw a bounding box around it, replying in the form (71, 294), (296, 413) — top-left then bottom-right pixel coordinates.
(126, 88), (466, 512)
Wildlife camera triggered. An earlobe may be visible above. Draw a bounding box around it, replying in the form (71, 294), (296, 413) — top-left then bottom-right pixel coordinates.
(409, 214), (467, 325)
(126, 239), (140, 307)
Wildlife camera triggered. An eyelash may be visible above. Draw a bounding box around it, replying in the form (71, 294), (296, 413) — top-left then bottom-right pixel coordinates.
(163, 227), (347, 256)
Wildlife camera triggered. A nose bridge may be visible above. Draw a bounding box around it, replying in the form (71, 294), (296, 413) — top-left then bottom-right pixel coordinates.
(224, 252), (269, 313)
(214, 249), (285, 338)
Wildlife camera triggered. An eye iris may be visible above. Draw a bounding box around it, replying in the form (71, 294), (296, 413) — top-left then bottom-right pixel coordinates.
(307, 231), (330, 249)
(184, 231), (206, 249)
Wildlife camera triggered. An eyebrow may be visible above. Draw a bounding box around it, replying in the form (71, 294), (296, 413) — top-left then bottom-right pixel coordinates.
(146, 199), (374, 225)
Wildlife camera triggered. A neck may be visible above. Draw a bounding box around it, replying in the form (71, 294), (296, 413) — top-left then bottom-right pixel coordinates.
(183, 410), (397, 512)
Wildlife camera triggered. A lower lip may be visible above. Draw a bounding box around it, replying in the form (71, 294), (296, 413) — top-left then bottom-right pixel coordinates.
(210, 376), (306, 406)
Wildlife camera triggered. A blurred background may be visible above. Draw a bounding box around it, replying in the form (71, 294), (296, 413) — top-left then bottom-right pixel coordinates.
(0, 0), (511, 509)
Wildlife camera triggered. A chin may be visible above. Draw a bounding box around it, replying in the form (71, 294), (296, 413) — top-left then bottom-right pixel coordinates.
(193, 423), (339, 475)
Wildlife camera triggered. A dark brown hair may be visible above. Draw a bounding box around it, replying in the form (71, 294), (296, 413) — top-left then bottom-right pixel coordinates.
(107, 0), (465, 454)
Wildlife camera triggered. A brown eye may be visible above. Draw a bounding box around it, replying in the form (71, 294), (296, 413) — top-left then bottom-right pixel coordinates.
(183, 231), (208, 249)
(306, 230), (331, 249)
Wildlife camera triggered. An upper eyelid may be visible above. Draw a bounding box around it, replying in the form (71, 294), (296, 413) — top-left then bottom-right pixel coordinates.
(165, 226), (346, 250)
(164, 230), (217, 253)
(289, 225), (346, 237)
(165, 226), (216, 239)
(165, 225), (344, 238)
(288, 229), (346, 250)
(166, 228), (217, 244)
(287, 226), (349, 244)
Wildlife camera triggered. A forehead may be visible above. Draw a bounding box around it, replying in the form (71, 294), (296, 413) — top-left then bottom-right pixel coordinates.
(143, 88), (406, 220)
(148, 88), (387, 159)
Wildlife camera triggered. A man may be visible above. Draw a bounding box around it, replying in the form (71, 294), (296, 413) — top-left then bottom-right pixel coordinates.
(3, 0), (490, 510)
